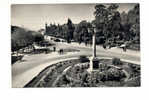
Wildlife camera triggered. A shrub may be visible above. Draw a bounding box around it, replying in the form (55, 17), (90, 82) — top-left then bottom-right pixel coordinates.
(79, 55), (89, 63)
(128, 63), (136, 69)
(107, 67), (126, 81)
(34, 33), (44, 43)
(99, 63), (110, 72)
(128, 63), (140, 74)
(112, 58), (122, 65)
(96, 37), (105, 45)
(124, 76), (141, 87)
(98, 72), (107, 82)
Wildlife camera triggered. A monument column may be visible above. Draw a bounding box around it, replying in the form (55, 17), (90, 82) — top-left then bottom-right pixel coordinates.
(88, 24), (99, 73)
(92, 28), (96, 58)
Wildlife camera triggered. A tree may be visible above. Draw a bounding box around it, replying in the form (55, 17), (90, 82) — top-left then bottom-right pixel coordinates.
(121, 11), (128, 25)
(11, 26), (44, 54)
(94, 4), (108, 26)
(123, 4), (140, 43)
(73, 20), (92, 44)
(94, 4), (123, 44)
(66, 18), (75, 43)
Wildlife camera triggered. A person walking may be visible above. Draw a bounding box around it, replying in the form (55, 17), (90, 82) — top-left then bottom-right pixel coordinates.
(53, 46), (56, 52)
(103, 43), (106, 49)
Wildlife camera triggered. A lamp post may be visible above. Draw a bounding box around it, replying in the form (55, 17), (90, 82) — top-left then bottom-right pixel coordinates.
(87, 23), (99, 73)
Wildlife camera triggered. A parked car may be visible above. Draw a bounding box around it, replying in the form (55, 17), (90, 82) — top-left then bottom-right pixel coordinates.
(54, 38), (61, 42)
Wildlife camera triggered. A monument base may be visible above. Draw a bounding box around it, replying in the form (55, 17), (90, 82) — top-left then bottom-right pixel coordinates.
(87, 57), (99, 73)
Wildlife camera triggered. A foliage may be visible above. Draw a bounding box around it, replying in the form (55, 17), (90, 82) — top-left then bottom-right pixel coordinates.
(11, 55), (24, 64)
(25, 59), (140, 87)
(60, 62), (126, 87)
(79, 55), (89, 63)
(44, 4), (140, 50)
(66, 18), (75, 43)
(124, 76), (140, 87)
(112, 57), (122, 65)
(106, 67), (126, 81)
(11, 26), (44, 52)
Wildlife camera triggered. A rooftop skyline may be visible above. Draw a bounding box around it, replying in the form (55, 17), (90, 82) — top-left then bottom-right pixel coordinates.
(11, 3), (137, 31)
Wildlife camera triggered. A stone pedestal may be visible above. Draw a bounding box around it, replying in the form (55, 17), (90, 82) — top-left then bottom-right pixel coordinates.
(87, 57), (99, 73)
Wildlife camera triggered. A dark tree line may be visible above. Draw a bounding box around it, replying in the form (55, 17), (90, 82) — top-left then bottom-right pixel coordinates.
(11, 26), (44, 53)
(45, 4), (140, 48)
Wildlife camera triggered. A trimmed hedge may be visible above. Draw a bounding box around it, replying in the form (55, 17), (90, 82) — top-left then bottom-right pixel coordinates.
(112, 58), (122, 65)
(79, 55), (89, 63)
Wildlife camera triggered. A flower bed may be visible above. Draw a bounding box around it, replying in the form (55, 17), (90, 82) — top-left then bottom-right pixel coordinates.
(24, 59), (80, 87)
(25, 58), (140, 87)
(54, 59), (140, 87)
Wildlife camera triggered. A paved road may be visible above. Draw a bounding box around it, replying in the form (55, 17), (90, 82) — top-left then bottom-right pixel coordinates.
(12, 42), (140, 88)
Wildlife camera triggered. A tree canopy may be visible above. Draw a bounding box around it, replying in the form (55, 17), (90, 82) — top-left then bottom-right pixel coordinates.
(43, 4), (140, 46)
(11, 26), (44, 52)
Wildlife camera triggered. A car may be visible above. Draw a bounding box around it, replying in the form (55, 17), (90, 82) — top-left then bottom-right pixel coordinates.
(54, 38), (61, 42)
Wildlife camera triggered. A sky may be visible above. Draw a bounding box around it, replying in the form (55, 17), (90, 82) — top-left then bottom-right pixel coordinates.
(11, 3), (137, 31)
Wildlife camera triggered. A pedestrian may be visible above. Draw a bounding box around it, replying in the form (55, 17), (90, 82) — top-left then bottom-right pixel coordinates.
(53, 46), (56, 52)
(103, 43), (106, 49)
(124, 46), (127, 52)
(45, 48), (48, 54)
(59, 49), (64, 55)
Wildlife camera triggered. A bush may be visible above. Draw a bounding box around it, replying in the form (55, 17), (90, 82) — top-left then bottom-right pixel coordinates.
(79, 55), (89, 63)
(99, 63), (110, 72)
(34, 33), (44, 43)
(98, 72), (107, 82)
(128, 63), (136, 69)
(107, 68), (126, 81)
(124, 76), (140, 87)
(112, 58), (122, 65)
(11, 55), (24, 64)
(96, 37), (105, 45)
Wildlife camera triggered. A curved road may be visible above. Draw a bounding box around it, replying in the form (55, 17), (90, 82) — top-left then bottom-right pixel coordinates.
(12, 42), (140, 88)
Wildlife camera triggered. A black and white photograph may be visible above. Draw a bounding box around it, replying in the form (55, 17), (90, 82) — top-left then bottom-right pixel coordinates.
(11, 3), (140, 88)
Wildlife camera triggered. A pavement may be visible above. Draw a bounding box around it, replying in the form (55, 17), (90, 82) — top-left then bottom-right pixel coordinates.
(12, 41), (140, 88)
